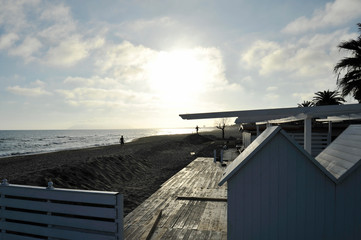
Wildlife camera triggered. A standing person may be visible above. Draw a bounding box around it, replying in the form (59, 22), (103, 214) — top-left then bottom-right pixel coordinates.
(195, 125), (200, 134)
(120, 135), (124, 145)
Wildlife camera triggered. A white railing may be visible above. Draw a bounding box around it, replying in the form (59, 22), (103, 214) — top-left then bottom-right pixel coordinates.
(288, 132), (329, 156)
(242, 131), (329, 157)
(0, 179), (123, 240)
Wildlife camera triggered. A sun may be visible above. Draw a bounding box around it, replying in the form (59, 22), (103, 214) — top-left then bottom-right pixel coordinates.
(146, 49), (208, 103)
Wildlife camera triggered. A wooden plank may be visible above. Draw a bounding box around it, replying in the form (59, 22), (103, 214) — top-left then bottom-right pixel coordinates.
(0, 185), (117, 205)
(2, 233), (42, 240)
(140, 210), (162, 240)
(0, 198), (116, 219)
(2, 210), (116, 232)
(124, 158), (227, 239)
(0, 222), (115, 240)
(176, 196), (227, 202)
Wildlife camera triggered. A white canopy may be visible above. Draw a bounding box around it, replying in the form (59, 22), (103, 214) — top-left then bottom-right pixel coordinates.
(180, 104), (361, 154)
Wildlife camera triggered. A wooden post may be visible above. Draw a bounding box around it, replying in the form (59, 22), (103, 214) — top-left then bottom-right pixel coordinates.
(214, 150), (217, 162)
(116, 194), (124, 240)
(1, 179), (8, 239)
(47, 182), (54, 240)
(327, 121), (332, 145)
(304, 116), (312, 154)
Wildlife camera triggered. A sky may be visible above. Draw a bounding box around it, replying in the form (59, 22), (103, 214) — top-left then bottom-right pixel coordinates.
(0, 0), (361, 130)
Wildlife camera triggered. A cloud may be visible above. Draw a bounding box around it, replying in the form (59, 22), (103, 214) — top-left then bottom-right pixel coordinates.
(60, 43), (237, 111)
(7, 80), (51, 97)
(283, 0), (361, 34)
(0, 33), (19, 50)
(241, 29), (356, 78)
(8, 36), (42, 62)
(64, 76), (119, 87)
(0, 1), (104, 67)
(43, 36), (89, 67)
(0, 0), (40, 32)
(57, 87), (156, 109)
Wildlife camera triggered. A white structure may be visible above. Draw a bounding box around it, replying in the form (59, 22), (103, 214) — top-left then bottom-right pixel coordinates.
(0, 181), (123, 240)
(180, 103), (361, 154)
(219, 125), (361, 240)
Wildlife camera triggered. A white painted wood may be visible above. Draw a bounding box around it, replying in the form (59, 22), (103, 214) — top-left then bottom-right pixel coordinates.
(304, 117), (312, 154)
(116, 193), (124, 240)
(0, 222), (115, 240)
(2, 210), (117, 232)
(219, 126), (281, 185)
(0, 184), (117, 205)
(316, 125), (361, 181)
(179, 103), (361, 123)
(328, 121), (332, 144)
(0, 198), (116, 218)
(0, 183), (123, 240)
(2, 233), (41, 240)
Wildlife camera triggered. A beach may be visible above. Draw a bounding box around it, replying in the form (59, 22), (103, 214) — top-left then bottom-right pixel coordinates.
(0, 128), (240, 215)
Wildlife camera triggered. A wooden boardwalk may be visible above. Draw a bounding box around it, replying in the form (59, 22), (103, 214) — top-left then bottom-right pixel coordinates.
(124, 157), (228, 239)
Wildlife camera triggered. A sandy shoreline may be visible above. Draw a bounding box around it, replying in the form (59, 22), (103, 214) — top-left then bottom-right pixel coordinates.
(0, 128), (241, 215)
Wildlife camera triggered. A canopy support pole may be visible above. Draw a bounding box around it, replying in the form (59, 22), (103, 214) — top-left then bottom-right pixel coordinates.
(328, 121), (332, 145)
(304, 116), (312, 154)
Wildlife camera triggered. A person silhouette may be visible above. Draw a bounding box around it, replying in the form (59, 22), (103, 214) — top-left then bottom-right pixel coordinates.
(195, 125), (200, 134)
(120, 135), (124, 145)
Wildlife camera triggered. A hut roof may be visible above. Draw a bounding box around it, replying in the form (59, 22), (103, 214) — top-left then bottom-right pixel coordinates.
(219, 125), (361, 186)
(219, 126), (335, 185)
(315, 125), (361, 183)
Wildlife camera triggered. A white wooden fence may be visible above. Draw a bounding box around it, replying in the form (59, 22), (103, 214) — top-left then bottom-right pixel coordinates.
(0, 180), (123, 240)
(288, 132), (329, 157)
(243, 131), (329, 157)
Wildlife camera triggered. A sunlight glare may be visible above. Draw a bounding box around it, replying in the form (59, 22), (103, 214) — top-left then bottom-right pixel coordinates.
(146, 49), (208, 103)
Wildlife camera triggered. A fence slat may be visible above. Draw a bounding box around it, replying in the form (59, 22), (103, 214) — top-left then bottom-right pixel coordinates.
(2, 233), (41, 240)
(1, 185), (117, 205)
(0, 183), (123, 240)
(0, 221), (115, 240)
(3, 210), (116, 232)
(0, 198), (116, 219)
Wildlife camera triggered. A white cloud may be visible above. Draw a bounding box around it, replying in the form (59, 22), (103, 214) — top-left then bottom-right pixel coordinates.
(0, 1), (104, 67)
(64, 76), (119, 87)
(39, 3), (72, 22)
(95, 41), (155, 77)
(267, 86), (278, 91)
(292, 92), (316, 103)
(8, 36), (42, 62)
(7, 80), (51, 97)
(0, 32), (19, 50)
(283, 0), (361, 34)
(60, 42), (237, 111)
(0, 0), (40, 32)
(241, 29), (355, 78)
(44, 36), (89, 67)
(57, 87), (155, 109)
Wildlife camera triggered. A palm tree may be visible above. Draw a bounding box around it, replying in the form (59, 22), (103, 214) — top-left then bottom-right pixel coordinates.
(334, 23), (361, 102)
(312, 90), (345, 106)
(297, 100), (314, 107)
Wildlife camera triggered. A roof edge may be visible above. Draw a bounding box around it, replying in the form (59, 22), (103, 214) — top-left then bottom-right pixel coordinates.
(218, 126), (282, 186)
(279, 129), (339, 183)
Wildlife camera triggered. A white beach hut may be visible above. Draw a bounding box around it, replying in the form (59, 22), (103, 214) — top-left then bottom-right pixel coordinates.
(218, 125), (361, 240)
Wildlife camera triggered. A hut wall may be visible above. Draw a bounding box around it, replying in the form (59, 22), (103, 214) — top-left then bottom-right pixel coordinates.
(227, 133), (335, 240)
(334, 164), (361, 240)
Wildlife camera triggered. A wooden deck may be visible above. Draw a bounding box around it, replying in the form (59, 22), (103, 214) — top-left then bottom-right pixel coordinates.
(124, 157), (228, 240)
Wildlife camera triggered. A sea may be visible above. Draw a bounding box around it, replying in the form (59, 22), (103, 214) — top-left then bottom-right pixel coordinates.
(0, 128), (212, 158)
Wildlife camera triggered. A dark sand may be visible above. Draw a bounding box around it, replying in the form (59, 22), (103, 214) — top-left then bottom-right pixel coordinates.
(0, 128), (241, 215)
